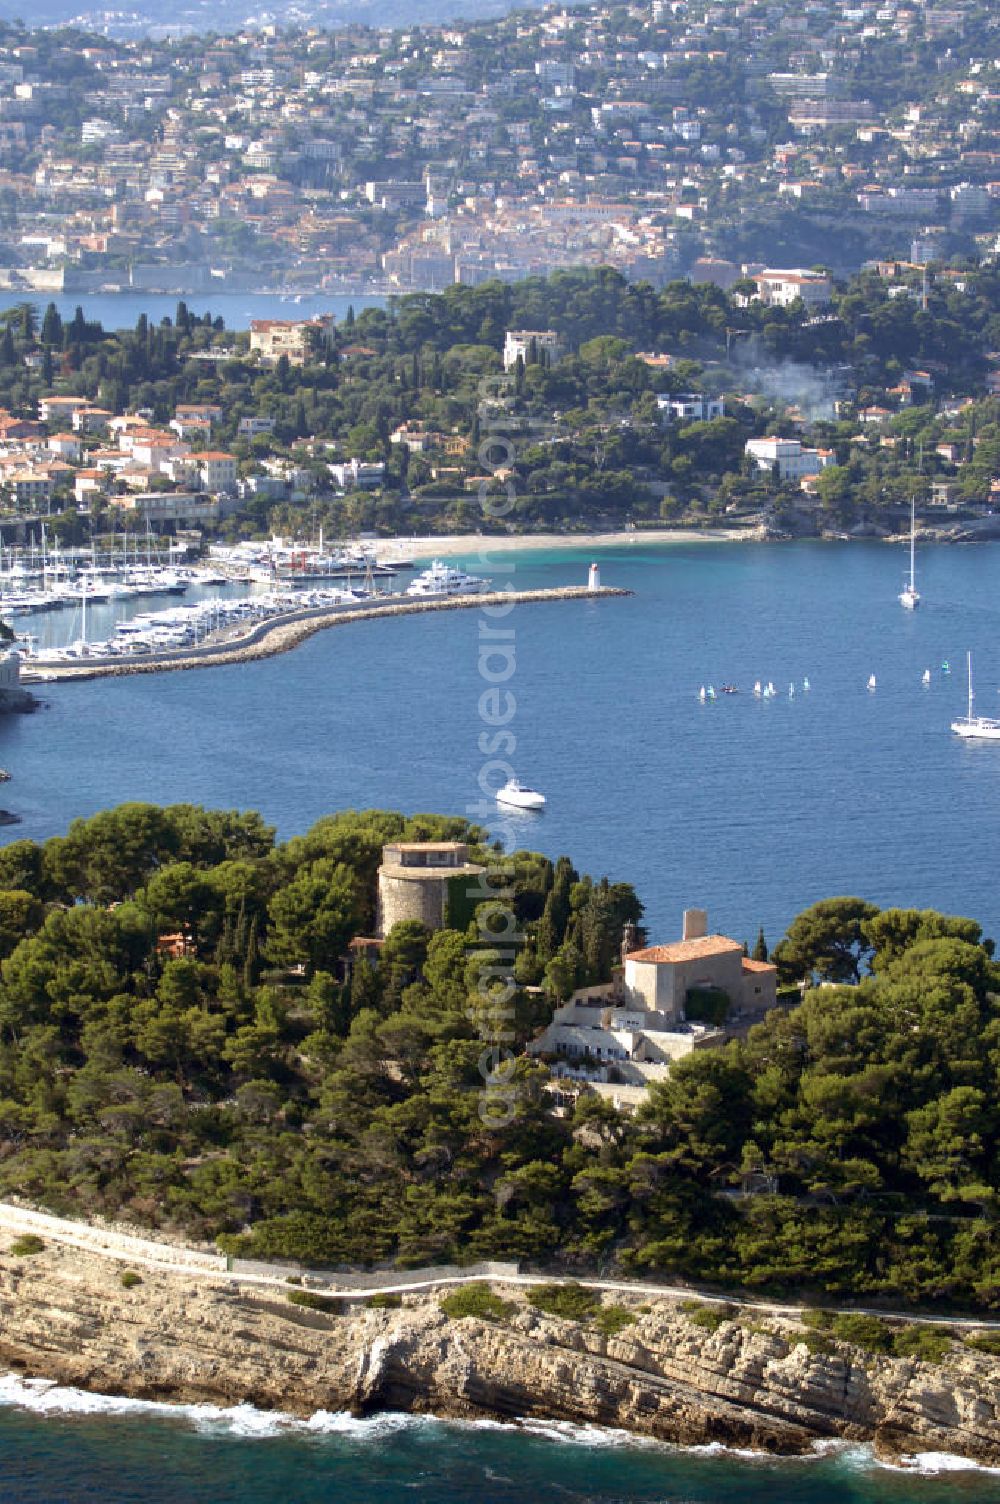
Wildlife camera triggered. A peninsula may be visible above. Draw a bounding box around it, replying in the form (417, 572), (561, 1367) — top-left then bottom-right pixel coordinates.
(0, 807), (998, 1465)
(0, 262), (998, 599)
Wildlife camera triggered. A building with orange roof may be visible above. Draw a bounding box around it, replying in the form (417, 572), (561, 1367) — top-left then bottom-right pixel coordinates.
(623, 909), (776, 1021)
(529, 909), (779, 1111)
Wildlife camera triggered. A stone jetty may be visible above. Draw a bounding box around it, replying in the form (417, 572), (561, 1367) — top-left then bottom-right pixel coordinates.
(33, 585), (632, 682)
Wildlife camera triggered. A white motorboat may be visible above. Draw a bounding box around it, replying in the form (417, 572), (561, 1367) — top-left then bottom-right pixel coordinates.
(496, 778), (546, 810)
(951, 652), (1000, 741)
(405, 560), (490, 597)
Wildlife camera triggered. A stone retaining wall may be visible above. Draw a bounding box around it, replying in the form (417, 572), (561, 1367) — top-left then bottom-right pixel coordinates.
(0, 1200), (518, 1293)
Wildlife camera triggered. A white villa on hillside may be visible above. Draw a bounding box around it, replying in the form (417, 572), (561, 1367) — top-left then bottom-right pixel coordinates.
(530, 909), (778, 1112)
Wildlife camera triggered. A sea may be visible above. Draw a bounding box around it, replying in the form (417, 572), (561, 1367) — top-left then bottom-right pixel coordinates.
(3, 537), (1000, 1499)
(20, 291), (385, 332)
(3, 538), (1000, 946)
(1, 1380), (999, 1502)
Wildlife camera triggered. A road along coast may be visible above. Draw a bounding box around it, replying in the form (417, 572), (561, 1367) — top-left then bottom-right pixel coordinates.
(30, 585), (631, 682)
(1, 1205), (999, 1465)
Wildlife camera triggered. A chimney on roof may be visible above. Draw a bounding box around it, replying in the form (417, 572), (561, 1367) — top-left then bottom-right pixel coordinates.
(682, 908), (707, 941)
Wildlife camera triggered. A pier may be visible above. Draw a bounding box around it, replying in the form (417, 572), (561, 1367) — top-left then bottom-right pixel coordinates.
(28, 585), (632, 682)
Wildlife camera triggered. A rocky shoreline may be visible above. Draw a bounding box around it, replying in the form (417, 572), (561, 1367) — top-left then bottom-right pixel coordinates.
(1, 1238), (998, 1468)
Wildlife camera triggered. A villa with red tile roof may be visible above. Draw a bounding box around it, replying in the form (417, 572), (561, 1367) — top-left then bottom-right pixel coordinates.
(529, 909), (779, 1113)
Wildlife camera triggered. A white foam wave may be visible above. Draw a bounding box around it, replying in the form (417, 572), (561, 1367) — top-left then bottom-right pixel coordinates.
(2, 1374), (999, 1475)
(465, 1415), (659, 1449)
(895, 1450), (1000, 1477)
(0, 1374), (425, 1441)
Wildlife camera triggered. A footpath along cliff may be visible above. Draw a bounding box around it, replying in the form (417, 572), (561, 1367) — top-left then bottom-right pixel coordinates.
(1, 1237), (998, 1466)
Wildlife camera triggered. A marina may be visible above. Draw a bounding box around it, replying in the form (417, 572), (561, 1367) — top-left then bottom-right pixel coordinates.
(18, 583), (631, 680)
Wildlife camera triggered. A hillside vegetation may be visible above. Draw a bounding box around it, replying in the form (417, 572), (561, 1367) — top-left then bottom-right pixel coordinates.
(0, 804), (998, 1308)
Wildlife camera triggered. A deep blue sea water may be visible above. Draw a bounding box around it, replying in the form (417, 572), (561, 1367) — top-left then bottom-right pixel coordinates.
(12, 291), (386, 332)
(2, 537), (1000, 1497)
(3, 538), (1000, 947)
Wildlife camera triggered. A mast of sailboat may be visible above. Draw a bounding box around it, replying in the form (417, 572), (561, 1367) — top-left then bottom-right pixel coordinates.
(967, 650), (974, 722)
(908, 498), (916, 593)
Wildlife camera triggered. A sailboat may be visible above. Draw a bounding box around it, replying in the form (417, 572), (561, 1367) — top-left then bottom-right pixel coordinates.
(951, 652), (1000, 741)
(899, 499), (920, 609)
(753, 680), (762, 698)
(699, 685), (707, 703)
(867, 674), (877, 691)
(802, 677), (811, 692)
(921, 668), (931, 686)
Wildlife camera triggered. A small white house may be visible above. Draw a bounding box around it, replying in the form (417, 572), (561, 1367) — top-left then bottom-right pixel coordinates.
(502, 329), (562, 371)
(657, 393), (725, 424)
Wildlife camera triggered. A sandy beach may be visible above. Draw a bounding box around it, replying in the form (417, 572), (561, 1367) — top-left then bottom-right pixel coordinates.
(373, 527), (752, 563)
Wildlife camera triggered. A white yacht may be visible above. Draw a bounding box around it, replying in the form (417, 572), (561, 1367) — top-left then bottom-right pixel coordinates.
(496, 778), (546, 810)
(405, 560), (490, 597)
(951, 653), (1000, 741)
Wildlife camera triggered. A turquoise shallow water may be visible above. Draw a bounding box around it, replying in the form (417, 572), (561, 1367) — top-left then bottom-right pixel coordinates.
(0, 1394), (999, 1504)
(3, 538), (1000, 945)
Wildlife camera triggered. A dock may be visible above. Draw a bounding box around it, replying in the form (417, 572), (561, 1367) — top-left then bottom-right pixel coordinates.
(28, 585), (632, 682)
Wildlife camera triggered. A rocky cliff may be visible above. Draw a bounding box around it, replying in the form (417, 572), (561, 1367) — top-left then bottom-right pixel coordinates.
(1, 1238), (998, 1466)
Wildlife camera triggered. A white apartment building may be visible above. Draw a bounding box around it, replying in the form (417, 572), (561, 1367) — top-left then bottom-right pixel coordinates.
(197, 451), (238, 493)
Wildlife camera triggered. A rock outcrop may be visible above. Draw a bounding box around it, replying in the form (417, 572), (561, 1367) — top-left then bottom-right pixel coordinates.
(1, 1239), (998, 1466)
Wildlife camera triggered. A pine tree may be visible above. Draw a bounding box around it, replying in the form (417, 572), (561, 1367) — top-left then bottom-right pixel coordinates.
(350, 956), (382, 1020)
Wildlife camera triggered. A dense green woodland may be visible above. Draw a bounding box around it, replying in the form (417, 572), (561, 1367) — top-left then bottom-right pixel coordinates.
(0, 807), (999, 1309)
(3, 262), (1000, 541)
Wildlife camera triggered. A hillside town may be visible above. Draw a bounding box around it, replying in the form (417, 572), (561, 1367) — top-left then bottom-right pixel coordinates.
(0, 0), (996, 297)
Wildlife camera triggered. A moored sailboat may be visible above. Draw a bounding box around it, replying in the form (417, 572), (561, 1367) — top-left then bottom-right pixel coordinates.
(899, 498), (920, 610)
(951, 652), (1000, 741)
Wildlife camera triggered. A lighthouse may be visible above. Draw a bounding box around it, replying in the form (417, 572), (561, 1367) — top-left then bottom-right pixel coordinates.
(588, 562), (600, 590)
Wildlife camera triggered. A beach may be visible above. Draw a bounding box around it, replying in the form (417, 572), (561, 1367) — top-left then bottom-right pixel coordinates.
(373, 528), (752, 563)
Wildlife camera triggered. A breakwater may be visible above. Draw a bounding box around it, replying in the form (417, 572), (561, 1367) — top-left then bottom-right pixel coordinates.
(31, 586), (631, 682)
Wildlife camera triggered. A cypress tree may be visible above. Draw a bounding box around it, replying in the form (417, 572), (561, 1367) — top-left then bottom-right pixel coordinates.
(752, 926), (769, 962)
(41, 302), (62, 346)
